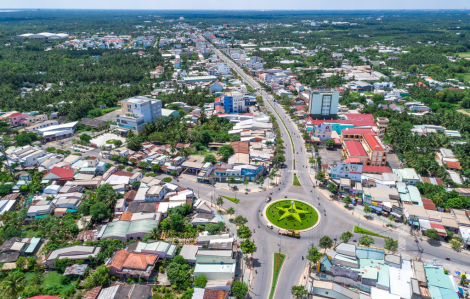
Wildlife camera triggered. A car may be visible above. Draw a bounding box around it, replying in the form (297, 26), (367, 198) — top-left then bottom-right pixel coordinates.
(265, 197), (272, 203)
(266, 223), (273, 229)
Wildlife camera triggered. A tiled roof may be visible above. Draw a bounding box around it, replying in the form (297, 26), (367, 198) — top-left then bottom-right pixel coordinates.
(445, 160), (461, 169)
(203, 289), (229, 299)
(120, 212), (133, 221)
(422, 199), (437, 211)
(231, 141), (249, 154)
(362, 166), (392, 173)
(83, 286), (102, 299)
(341, 128), (376, 136)
(108, 250), (130, 270)
(124, 190), (137, 202)
(113, 170), (134, 177)
(344, 140), (367, 157)
(122, 252), (157, 270)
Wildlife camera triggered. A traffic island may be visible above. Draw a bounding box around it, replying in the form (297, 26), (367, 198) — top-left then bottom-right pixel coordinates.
(269, 252), (286, 299)
(265, 199), (319, 232)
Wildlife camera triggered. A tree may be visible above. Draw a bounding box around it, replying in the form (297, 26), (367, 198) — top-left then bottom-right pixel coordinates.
(83, 264), (110, 289)
(363, 204), (372, 217)
(239, 238), (255, 254)
(384, 237), (398, 251)
(237, 225), (252, 239)
(127, 136), (141, 151)
(217, 144), (234, 161)
(315, 171), (325, 181)
(205, 222), (225, 234)
(306, 245), (323, 264)
(291, 285), (308, 298)
(80, 133), (92, 143)
(327, 183), (337, 194)
(359, 235), (375, 247)
(243, 179), (249, 190)
(319, 235), (333, 252)
(231, 280), (249, 298)
(119, 156), (129, 163)
(1, 271), (25, 299)
(151, 164), (161, 172)
(0, 184), (14, 197)
(113, 140), (123, 147)
(387, 215), (395, 226)
(228, 175), (236, 187)
(325, 139), (335, 149)
(216, 196), (224, 210)
(257, 176), (265, 185)
(166, 256), (191, 290)
(425, 229), (440, 241)
(227, 207), (235, 215)
(234, 215), (248, 225)
(203, 154), (217, 164)
(132, 180), (141, 189)
(194, 275), (207, 288)
(90, 202), (110, 222)
(343, 195), (352, 207)
(340, 231), (354, 243)
(450, 240), (462, 251)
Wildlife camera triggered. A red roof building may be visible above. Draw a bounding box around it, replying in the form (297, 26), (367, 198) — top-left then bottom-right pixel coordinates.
(422, 199), (437, 211)
(445, 161), (461, 170)
(430, 222), (447, 237)
(43, 167), (75, 182)
(362, 166), (392, 174)
(344, 140), (367, 157)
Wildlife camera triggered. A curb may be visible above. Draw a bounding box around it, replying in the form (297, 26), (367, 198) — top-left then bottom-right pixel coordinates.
(262, 199), (322, 233)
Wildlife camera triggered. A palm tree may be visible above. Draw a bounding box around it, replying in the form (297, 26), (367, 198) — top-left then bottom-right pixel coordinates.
(169, 142), (177, 155)
(179, 147), (191, 159)
(2, 272), (25, 299)
(150, 227), (161, 240)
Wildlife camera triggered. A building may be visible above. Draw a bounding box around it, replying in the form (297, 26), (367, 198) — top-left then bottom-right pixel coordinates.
(393, 168), (420, 185)
(117, 96), (162, 134)
(182, 76), (217, 84)
(107, 249), (158, 280)
(99, 220), (160, 241)
(37, 122), (78, 142)
(308, 89), (340, 119)
(8, 145), (46, 167)
(222, 91), (246, 113)
(80, 118), (105, 130)
(45, 245), (101, 268)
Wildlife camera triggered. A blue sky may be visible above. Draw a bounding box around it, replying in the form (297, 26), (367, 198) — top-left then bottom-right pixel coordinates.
(1, 0), (468, 10)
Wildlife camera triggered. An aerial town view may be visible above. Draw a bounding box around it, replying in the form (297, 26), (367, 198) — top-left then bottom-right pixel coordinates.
(1, 3), (470, 299)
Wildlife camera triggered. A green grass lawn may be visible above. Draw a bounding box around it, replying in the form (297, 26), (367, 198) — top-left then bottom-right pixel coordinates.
(221, 195), (240, 203)
(266, 200), (317, 230)
(293, 174), (301, 186)
(458, 52), (470, 58)
(354, 226), (386, 238)
(105, 139), (118, 144)
(269, 253), (286, 299)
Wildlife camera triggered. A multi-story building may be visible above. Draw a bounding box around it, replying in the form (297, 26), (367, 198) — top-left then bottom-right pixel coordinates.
(217, 63), (231, 75)
(117, 96), (162, 134)
(376, 117), (389, 138)
(307, 89), (340, 119)
(23, 114), (48, 126)
(223, 92), (246, 113)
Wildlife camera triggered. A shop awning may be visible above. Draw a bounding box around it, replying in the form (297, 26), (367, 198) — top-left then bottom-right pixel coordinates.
(419, 219), (431, 230)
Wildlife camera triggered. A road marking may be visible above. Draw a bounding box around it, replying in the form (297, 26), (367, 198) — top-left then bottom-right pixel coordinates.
(398, 234), (406, 253)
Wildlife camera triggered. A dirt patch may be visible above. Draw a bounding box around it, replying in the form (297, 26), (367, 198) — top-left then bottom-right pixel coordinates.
(457, 109), (470, 116)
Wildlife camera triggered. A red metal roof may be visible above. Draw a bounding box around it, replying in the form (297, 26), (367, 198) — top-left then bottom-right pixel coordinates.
(341, 128), (377, 136)
(45, 167), (75, 180)
(362, 166), (392, 173)
(344, 140), (367, 157)
(363, 134), (384, 151)
(308, 117), (377, 128)
(344, 158), (362, 163)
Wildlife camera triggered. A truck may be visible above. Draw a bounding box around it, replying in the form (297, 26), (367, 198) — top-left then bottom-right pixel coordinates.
(278, 229), (300, 238)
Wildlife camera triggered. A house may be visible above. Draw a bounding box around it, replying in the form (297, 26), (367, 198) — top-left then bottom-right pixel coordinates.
(37, 121), (78, 142)
(94, 284), (151, 299)
(117, 96), (162, 134)
(393, 168), (420, 185)
(43, 167), (76, 183)
(99, 219), (160, 241)
(45, 245), (101, 268)
(180, 245), (200, 264)
(144, 185), (168, 202)
(8, 145), (47, 167)
(26, 200), (55, 220)
(127, 240), (177, 259)
(107, 249), (158, 280)
(210, 82), (224, 93)
(192, 288), (229, 299)
(80, 118), (105, 130)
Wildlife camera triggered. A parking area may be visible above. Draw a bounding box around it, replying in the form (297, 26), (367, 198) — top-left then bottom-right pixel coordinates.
(90, 133), (126, 148)
(96, 108), (122, 122)
(317, 146), (342, 166)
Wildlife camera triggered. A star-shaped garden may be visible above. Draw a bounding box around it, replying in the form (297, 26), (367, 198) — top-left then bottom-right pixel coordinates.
(276, 201), (310, 223)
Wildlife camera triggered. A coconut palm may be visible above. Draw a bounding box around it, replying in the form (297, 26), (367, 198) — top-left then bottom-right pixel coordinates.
(2, 272), (25, 299)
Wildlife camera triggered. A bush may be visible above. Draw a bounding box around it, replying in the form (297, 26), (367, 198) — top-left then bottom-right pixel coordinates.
(163, 177), (172, 183)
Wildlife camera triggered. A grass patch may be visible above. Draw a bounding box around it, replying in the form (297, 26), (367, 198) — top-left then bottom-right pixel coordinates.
(269, 253), (286, 299)
(293, 173), (301, 186)
(354, 226), (386, 238)
(266, 200), (317, 230)
(221, 195), (239, 203)
(105, 139), (118, 144)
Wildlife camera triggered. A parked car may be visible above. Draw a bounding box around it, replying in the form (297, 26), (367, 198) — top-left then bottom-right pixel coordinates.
(265, 197), (272, 203)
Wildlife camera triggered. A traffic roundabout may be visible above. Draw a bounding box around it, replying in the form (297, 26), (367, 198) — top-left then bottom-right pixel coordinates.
(264, 199), (320, 232)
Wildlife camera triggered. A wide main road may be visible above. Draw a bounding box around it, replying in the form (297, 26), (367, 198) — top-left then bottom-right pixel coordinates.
(197, 36), (470, 299)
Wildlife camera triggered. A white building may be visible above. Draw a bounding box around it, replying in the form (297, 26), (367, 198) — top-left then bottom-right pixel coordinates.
(217, 63), (231, 75)
(8, 145), (47, 167)
(37, 122), (78, 142)
(117, 96), (162, 134)
(307, 89), (340, 119)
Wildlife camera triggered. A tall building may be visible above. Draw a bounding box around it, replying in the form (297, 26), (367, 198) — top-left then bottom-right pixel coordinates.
(117, 96), (162, 134)
(308, 89), (340, 119)
(223, 92), (246, 113)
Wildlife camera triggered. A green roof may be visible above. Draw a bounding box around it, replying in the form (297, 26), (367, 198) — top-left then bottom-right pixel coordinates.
(128, 220), (159, 235)
(101, 221), (131, 239)
(425, 266), (454, 289)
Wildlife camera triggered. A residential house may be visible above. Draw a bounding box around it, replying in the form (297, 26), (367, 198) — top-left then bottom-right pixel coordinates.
(45, 245), (101, 268)
(107, 250), (158, 280)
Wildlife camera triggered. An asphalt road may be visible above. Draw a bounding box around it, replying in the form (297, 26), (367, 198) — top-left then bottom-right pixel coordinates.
(197, 36), (470, 299)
